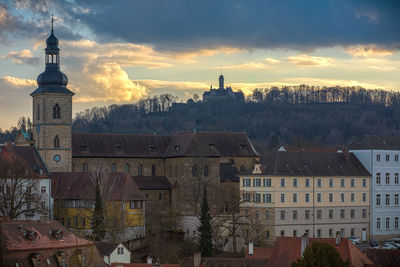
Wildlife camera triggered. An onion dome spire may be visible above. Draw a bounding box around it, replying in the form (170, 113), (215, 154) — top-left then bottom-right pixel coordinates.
(31, 15), (74, 96)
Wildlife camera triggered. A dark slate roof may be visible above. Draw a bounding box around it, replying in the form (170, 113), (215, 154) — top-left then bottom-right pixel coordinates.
(95, 242), (119, 256)
(257, 151), (370, 177)
(51, 172), (146, 201)
(0, 143), (50, 178)
(72, 133), (171, 158)
(164, 132), (260, 158)
(132, 176), (172, 190)
(31, 85), (74, 96)
(348, 136), (400, 150)
(219, 163), (239, 182)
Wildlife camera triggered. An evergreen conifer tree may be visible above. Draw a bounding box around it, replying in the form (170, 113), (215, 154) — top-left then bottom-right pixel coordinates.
(92, 180), (106, 241)
(197, 186), (213, 257)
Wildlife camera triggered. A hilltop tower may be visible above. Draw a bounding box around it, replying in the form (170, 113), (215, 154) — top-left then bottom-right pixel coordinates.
(31, 17), (74, 172)
(219, 74), (224, 90)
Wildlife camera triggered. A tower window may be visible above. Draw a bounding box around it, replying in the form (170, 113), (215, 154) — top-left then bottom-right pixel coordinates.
(37, 104), (40, 120)
(54, 135), (60, 148)
(53, 104), (60, 119)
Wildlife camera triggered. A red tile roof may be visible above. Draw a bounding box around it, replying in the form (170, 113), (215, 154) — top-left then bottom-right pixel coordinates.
(52, 172), (146, 201)
(0, 143), (50, 178)
(0, 219), (106, 266)
(268, 237), (373, 267)
(366, 249), (400, 267)
(244, 245), (274, 259)
(111, 263), (178, 267)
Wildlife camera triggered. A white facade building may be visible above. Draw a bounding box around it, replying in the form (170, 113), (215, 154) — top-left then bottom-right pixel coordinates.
(96, 242), (131, 265)
(349, 136), (400, 239)
(0, 143), (52, 221)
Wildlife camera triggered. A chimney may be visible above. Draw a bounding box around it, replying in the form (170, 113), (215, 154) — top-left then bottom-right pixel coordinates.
(301, 232), (309, 256)
(147, 257), (153, 264)
(193, 252), (201, 267)
(40, 215), (49, 223)
(335, 231), (342, 245)
(249, 242), (254, 255)
(341, 149), (350, 162)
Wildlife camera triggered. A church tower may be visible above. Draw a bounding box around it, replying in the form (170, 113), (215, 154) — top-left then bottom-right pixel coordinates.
(31, 18), (74, 172)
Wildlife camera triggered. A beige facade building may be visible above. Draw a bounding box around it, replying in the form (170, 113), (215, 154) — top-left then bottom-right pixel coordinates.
(240, 151), (371, 243)
(71, 132), (260, 216)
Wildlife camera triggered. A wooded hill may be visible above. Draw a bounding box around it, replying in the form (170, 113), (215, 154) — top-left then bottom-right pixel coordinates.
(2, 85), (400, 152)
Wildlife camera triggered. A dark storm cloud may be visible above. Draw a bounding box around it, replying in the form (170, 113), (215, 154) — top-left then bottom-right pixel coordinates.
(64, 0), (400, 51)
(0, 1), (82, 45)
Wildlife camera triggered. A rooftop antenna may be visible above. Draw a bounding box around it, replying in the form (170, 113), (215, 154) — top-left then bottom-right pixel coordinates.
(51, 14), (54, 33)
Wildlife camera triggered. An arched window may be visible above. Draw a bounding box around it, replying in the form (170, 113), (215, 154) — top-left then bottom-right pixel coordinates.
(37, 104), (40, 120)
(54, 135), (60, 148)
(192, 164), (198, 177)
(138, 163), (143, 176)
(125, 163), (130, 173)
(53, 104), (60, 119)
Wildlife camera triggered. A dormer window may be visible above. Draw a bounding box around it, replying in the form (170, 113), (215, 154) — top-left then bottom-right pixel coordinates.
(208, 144), (216, 151)
(24, 229), (38, 241)
(53, 104), (60, 119)
(80, 145), (88, 152)
(238, 144), (246, 151)
(174, 145), (182, 151)
(114, 145), (122, 152)
(148, 145), (156, 152)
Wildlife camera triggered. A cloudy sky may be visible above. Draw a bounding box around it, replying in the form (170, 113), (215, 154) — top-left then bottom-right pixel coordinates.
(0, 0), (399, 129)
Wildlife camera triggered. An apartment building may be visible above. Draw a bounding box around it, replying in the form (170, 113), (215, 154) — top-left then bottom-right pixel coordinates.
(349, 136), (400, 239)
(240, 151), (371, 243)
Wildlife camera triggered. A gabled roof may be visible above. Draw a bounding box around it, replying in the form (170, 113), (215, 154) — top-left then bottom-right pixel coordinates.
(132, 176), (172, 190)
(256, 151), (370, 177)
(268, 237), (373, 267)
(164, 132), (260, 158)
(72, 133), (171, 158)
(366, 249), (400, 267)
(52, 172), (146, 201)
(0, 143), (49, 178)
(180, 257), (267, 267)
(349, 136), (400, 150)
(0, 220), (91, 251)
(95, 242), (120, 256)
(0, 219), (106, 266)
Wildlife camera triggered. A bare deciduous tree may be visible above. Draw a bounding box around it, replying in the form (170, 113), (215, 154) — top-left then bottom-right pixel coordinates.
(0, 156), (44, 220)
(212, 186), (259, 255)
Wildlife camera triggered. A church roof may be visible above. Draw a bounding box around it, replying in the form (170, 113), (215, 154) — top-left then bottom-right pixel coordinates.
(164, 132), (260, 158)
(72, 133), (171, 158)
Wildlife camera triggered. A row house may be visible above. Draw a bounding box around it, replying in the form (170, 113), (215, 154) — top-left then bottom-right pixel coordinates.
(349, 136), (400, 239)
(52, 172), (147, 241)
(240, 151), (371, 243)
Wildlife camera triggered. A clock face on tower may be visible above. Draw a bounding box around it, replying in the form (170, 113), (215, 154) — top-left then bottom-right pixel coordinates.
(54, 154), (61, 162)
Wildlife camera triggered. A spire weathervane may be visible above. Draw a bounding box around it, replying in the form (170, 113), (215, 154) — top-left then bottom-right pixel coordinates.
(51, 14), (54, 33)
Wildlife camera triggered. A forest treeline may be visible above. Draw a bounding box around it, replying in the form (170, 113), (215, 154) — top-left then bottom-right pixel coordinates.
(2, 85), (400, 152)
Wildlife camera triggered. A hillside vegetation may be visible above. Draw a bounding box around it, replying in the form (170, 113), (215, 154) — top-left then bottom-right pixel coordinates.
(2, 85), (400, 152)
